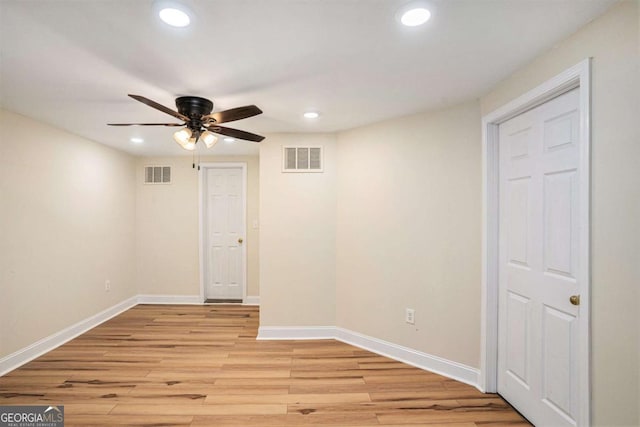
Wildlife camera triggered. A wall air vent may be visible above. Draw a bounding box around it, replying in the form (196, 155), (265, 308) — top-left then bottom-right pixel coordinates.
(282, 146), (323, 173)
(144, 166), (171, 184)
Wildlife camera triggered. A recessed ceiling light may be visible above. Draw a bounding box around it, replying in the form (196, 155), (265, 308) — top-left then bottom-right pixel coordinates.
(303, 111), (320, 119)
(159, 7), (191, 27)
(130, 137), (144, 144)
(224, 137), (235, 143)
(401, 7), (431, 26)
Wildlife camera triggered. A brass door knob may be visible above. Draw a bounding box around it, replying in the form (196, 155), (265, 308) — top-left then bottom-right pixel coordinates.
(569, 295), (580, 306)
(238, 238), (243, 244)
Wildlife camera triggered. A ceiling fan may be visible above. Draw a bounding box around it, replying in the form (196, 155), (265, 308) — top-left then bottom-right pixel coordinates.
(108, 94), (265, 150)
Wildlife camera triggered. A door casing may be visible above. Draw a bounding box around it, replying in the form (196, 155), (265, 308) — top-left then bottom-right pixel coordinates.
(199, 162), (248, 302)
(480, 59), (591, 425)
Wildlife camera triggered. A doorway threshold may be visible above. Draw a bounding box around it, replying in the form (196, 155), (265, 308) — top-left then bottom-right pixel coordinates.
(205, 299), (243, 304)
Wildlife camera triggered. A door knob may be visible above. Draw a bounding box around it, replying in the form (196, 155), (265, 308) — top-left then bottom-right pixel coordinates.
(569, 295), (580, 306)
(238, 238), (243, 244)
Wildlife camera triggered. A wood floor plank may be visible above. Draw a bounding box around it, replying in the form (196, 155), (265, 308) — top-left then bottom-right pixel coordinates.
(131, 384), (290, 396)
(204, 392), (371, 405)
(291, 368), (424, 379)
(287, 399), (464, 415)
(364, 373), (449, 384)
(190, 413), (381, 426)
(0, 304), (530, 426)
(290, 382), (447, 395)
(370, 389), (491, 402)
(65, 414), (193, 427)
(62, 403), (116, 415)
(375, 424), (475, 427)
(377, 409), (529, 424)
(110, 403), (287, 416)
(215, 377), (368, 386)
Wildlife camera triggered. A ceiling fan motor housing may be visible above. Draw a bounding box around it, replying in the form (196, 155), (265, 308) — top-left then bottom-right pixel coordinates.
(175, 96), (214, 120)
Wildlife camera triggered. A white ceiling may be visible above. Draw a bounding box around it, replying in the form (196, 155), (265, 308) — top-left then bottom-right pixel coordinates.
(0, 0), (616, 157)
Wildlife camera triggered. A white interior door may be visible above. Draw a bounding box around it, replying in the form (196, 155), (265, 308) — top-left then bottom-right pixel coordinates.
(498, 88), (584, 426)
(204, 166), (245, 300)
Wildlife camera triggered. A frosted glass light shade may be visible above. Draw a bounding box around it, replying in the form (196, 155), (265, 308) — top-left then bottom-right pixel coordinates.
(201, 131), (218, 148)
(174, 127), (191, 144)
(174, 128), (197, 151)
(182, 140), (196, 151)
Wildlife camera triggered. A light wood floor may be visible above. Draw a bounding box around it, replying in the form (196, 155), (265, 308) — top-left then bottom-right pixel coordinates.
(0, 305), (530, 426)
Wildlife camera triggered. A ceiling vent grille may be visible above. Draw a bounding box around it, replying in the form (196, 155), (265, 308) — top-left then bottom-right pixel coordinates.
(282, 146), (323, 172)
(144, 166), (171, 184)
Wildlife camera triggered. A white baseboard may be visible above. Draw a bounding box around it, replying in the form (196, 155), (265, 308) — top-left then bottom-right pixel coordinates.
(257, 325), (480, 389)
(243, 296), (260, 305)
(137, 294), (203, 305)
(257, 326), (336, 340)
(335, 327), (480, 389)
(0, 295), (138, 376)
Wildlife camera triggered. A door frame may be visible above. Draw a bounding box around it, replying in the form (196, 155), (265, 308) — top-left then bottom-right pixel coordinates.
(479, 59), (591, 424)
(198, 162), (248, 302)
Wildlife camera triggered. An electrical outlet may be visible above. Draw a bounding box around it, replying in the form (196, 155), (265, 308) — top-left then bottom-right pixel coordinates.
(105, 280), (111, 292)
(405, 308), (415, 325)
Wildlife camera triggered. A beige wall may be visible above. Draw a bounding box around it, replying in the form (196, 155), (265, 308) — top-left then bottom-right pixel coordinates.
(0, 109), (137, 358)
(335, 101), (481, 367)
(136, 155), (260, 298)
(480, 1), (639, 425)
(259, 134), (337, 326)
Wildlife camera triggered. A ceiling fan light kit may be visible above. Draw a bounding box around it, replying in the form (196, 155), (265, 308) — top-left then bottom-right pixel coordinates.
(108, 93), (264, 152)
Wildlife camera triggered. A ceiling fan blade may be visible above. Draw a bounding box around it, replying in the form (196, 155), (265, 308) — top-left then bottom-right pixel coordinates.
(128, 94), (189, 121)
(107, 123), (184, 126)
(208, 125), (265, 142)
(204, 105), (262, 124)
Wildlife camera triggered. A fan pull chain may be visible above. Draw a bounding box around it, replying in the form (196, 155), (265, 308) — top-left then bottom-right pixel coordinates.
(194, 141), (201, 170)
